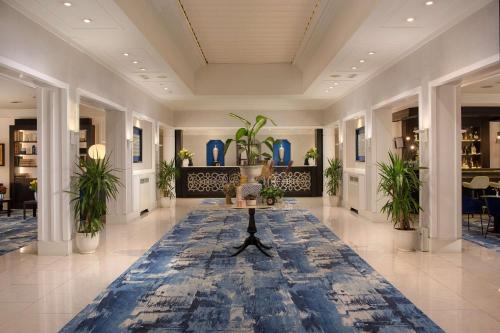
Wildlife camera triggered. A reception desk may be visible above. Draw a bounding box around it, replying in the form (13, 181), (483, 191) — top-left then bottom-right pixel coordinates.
(176, 166), (321, 198)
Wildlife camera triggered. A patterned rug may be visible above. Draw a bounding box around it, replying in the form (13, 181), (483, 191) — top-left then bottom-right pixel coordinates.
(462, 215), (500, 252)
(61, 208), (442, 332)
(0, 210), (37, 255)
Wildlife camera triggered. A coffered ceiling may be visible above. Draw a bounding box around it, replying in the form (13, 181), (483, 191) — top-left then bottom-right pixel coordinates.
(3, 0), (495, 112)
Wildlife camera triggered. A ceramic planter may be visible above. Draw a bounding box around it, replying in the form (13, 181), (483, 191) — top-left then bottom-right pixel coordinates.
(266, 197), (276, 205)
(246, 199), (257, 206)
(239, 165), (262, 183)
(308, 158), (315, 166)
(182, 159), (189, 167)
(160, 197), (172, 208)
(394, 228), (417, 252)
(329, 195), (340, 207)
(76, 232), (100, 254)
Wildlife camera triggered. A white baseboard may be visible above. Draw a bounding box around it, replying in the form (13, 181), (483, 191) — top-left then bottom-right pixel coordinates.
(429, 238), (462, 253)
(38, 240), (72, 256)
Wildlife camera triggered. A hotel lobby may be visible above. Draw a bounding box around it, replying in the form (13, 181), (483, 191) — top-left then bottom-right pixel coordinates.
(0, 0), (499, 332)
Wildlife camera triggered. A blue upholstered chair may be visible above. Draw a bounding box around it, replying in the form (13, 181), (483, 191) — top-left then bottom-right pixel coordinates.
(484, 196), (500, 238)
(462, 195), (484, 233)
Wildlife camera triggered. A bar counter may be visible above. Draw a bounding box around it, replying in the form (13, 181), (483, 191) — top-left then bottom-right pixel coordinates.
(176, 165), (322, 198)
(462, 168), (500, 182)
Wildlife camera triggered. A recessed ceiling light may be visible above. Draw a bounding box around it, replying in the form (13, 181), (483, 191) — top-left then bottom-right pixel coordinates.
(329, 86), (334, 89)
(10, 101), (21, 104)
(481, 85), (494, 89)
(359, 59), (365, 63)
(425, 1), (434, 5)
(163, 87), (169, 91)
(351, 66), (357, 70)
(140, 68), (146, 71)
(63, 2), (72, 7)
(368, 51), (376, 55)
(132, 60), (139, 64)
(406, 17), (415, 23)
(82, 18), (92, 23)
(123, 53), (129, 57)
(333, 82), (339, 86)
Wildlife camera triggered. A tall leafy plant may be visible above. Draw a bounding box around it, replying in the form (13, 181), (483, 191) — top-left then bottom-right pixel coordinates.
(224, 113), (278, 165)
(69, 155), (122, 237)
(157, 159), (177, 198)
(377, 152), (422, 230)
(325, 158), (342, 196)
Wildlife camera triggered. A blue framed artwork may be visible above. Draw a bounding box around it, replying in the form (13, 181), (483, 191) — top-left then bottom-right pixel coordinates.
(206, 140), (225, 166)
(133, 126), (143, 163)
(273, 139), (291, 166)
(355, 127), (365, 162)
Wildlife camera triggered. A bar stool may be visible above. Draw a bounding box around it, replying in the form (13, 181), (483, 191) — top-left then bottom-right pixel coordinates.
(489, 181), (500, 196)
(463, 176), (490, 198)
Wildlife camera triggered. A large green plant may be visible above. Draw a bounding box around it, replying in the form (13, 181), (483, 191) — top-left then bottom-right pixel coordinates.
(325, 158), (342, 196)
(377, 152), (422, 230)
(157, 159), (177, 198)
(70, 155), (121, 237)
(224, 113), (278, 165)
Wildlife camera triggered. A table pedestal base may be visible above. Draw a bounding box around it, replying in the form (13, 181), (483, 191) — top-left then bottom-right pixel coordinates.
(231, 207), (272, 257)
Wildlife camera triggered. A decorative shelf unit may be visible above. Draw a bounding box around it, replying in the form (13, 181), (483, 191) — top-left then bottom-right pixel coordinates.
(461, 125), (484, 169)
(9, 119), (37, 208)
(79, 118), (95, 163)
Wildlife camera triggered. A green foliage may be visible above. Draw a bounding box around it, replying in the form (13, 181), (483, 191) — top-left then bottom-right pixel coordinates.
(224, 114), (278, 165)
(223, 183), (236, 197)
(377, 152), (422, 230)
(305, 147), (319, 159)
(325, 158), (342, 196)
(157, 159), (177, 198)
(69, 155), (122, 237)
(178, 148), (194, 160)
(260, 186), (284, 199)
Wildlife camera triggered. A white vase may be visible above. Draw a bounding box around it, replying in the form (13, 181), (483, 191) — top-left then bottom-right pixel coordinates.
(329, 195), (340, 207)
(34, 192), (37, 201)
(239, 165), (262, 183)
(308, 158), (315, 166)
(160, 197), (171, 208)
(278, 145), (285, 163)
(394, 229), (417, 252)
(212, 146), (219, 163)
(76, 232), (100, 254)
(182, 159), (189, 167)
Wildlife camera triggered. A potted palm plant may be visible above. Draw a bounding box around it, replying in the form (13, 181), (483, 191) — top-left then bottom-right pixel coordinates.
(224, 113), (278, 183)
(69, 154), (121, 254)
(377, 152), (422, 251)
(157, 159), (176, 208)
(325, 158), (342, 206)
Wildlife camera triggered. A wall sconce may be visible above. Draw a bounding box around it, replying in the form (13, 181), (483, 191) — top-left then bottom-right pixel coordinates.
(414, 128), (429, 143)
(70, 130), (80, 145)
(496, 131), (500, 143)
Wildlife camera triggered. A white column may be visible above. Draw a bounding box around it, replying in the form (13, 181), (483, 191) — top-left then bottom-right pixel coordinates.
(37, 87), (72, 255)
(323, 127), (333, 196)
(105, 110), (133, 223)
(427, 83), (462, 252)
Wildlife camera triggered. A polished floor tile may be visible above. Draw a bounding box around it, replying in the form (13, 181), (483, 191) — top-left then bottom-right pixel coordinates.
(0, 198), (497, 332)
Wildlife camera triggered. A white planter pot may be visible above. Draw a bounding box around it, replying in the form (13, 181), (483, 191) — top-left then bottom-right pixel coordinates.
(160, 197), (172, 208)
(308, 158), (315, 166)
(76, 232), (100, 254)
(329, 195), (340, 207)
(182, 159), (189, 167)
(34, 192), (37, 201)
(394, 229), (417, 252)
(239, 165), (262, 183)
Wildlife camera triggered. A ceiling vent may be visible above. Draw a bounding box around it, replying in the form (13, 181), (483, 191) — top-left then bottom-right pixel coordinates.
(347, 74), (357, 79)
(330, 74), (341, 78)
(157, 75), (168, 79)
(140, 74), (150, 80)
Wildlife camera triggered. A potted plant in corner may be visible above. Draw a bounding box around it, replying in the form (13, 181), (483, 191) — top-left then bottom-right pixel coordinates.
(305, 147), (319, 166)
(69, 154), (121, 254)
(377, 152), (422, 251)
(157, 159), (177, 208)
(325, 158), (342, 206)
(224, 113), (278, 183)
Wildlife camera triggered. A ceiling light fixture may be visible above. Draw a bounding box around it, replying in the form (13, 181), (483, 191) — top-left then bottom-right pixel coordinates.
(139, 68), (146, 71)
(329, 86), (334, 89)
(351, 66), (357, 70)
(406, 17), (415, 23)
(63, 2), (72, 7)
(425, 1), (434, 5)
(122, 52), (129, 56)
(368, 51), (376, 55)
(163, 87), (169, 91)
(359, 59), (365, 63)
(334, 82), (339, 86)
(82, 18), (92, 23)
(132, 60), (139, 64)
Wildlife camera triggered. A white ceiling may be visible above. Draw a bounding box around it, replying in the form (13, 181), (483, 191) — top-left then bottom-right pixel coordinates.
(3, 0), (495, 112)
(179, 0), (318, 64)
(0, 76), (36, 109)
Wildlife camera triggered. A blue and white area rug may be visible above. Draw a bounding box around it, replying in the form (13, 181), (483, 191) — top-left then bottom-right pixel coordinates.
(462, 216), (500, 252)
(0, 210), (37, 255)
(61, 208), (442, 332)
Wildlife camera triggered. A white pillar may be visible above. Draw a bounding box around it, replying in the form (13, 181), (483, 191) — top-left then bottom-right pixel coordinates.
(428, 83), (462, 252)
(105, 109), (133, 223)
(37, 87), (72, 255)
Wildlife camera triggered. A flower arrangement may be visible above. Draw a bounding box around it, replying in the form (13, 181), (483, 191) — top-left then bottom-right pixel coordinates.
(29, 179), (37, 192)
(178, 148), (194, 161)
(305, 147), (319, 160)
(0, 183), (6, 195)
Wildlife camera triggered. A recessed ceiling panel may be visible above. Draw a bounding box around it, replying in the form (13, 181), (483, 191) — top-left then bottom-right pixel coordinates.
(179, 0), (319, 64)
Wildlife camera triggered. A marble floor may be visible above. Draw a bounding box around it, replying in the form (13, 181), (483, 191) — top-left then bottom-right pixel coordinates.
(0, 198), (498, 332)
